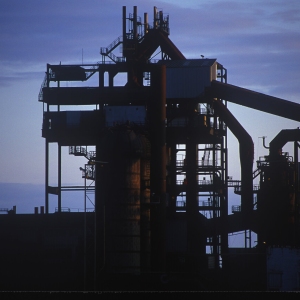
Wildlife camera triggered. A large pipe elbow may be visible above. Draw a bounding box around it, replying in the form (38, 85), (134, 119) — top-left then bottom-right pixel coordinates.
(213, 99), (254, 214)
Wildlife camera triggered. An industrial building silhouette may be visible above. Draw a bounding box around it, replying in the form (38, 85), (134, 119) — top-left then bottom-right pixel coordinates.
(1, 6), (300, 291)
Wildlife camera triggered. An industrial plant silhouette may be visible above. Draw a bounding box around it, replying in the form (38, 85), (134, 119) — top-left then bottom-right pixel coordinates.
(1, 6), (300, 291)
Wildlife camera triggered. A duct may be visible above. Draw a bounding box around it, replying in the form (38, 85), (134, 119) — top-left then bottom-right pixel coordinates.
(136, 29), (185, 62)
(133, 6), (138, 40)
(269, 129), (300, 158)
(156, 30), (186, 60)
(213, 99), (254, 214)
(136, 30), (161, 62)
(208, 80), (300, 122)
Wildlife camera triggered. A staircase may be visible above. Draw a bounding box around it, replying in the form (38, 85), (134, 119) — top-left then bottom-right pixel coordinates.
(38, 74), (47, 101)
(100, 36), (125, 63)
(202, 144), (213, 166)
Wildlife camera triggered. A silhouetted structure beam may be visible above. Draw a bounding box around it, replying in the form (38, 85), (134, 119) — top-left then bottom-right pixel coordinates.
(207, 80), (300, 122)
(43, 87), (100, 105)
(205, 211), (258, 236)
(42, 87), (150, 105)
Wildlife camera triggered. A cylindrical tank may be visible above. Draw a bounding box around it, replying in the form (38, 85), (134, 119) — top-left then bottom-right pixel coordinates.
(96, 127), (151, 276)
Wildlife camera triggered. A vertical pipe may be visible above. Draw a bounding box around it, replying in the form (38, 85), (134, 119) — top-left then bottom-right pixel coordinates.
(57, 80), (61, 213)
(294, 141), (298, 244)
(186, 140), (201, 263)
(133, 6), (138, 40)
(212, 142), (218, 266)
(144, 12), (148, 35)
(45, 66), (50, 214)
(221, 71), (229, 256)
(45, 139), (49, 214)
(58, 143), (61, 213)
(99, 70), (104, 112)
(95, 144), (104, 290)
(83, 164), (87, 290)
(94, 163), (97, 291)
(122, 6), (126, 58)
(220, 139), (228, 258)
(149, 64), (166, 273)
(153, 6), (157, 29)
(170, 143), (177, 213)
(295, 141), (298, 196)
(123, 6), (126, 41)
(159, 10), (163, 29)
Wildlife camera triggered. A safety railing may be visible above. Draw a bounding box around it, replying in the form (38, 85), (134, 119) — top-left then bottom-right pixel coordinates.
(233, 184), (260, 193)
(107, 51), (126, 63)
(232, 205), (241, 213)
(176, 159), (222, 168)
(100, 36), (123, 55)
(69, 146), (87, 157)
(55, 207), (71, 213)
(176, 200), (186, 207)
(86, 151), (96, 161)
(176, 179), (214, 186)
(38, 74), (47, 101)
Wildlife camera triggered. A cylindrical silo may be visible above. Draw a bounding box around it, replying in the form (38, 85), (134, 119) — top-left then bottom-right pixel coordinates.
(95, 127), (151, 284)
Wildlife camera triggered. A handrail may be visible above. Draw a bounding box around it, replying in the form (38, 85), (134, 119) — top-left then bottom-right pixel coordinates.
(232, 205), (241, 213)
(55, 207), (70, 213)
(227, 180), (241, 187)
(128, 13), (142, 23)
(69, 146), (87, 156)
(38, 74), (47, 101)
(176, 179), (214, 185)
(86, 151), (96, 160)
(230, 183), (260, 192)
(107, 52), (126, 63)
(176, 159), (221, 168)
(100, 35), (123, 55)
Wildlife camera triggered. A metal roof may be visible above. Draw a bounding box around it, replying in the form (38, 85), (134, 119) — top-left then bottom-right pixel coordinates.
(157, 58), (217, 68)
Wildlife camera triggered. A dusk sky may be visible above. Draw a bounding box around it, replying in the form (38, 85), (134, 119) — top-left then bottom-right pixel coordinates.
(1, 0), (300, 223)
